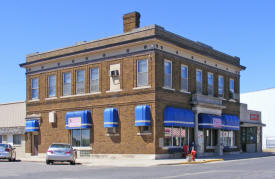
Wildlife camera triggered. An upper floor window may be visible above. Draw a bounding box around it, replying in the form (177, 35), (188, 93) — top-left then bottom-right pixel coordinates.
(181, 65), (188, 91)
(137, 59), (148, 87)
(218, 75), (224, 97)
(48, 75), (56, 97)
(31, 78), (38, 99)
(164, 60), (172, 88)
(63, 72), (71, 96)
(76, 70), (85, 94)
(208, 73), (214, 96)
(196, 69), (202, 94)
(90, 67), (99, 93)
(229, 78), (235, 99)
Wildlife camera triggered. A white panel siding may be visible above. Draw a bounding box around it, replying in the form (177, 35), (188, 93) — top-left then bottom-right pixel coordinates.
(0, 101), (26, 127)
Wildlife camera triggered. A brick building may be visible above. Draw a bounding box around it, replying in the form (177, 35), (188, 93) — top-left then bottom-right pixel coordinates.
(20, 12), (245, 159)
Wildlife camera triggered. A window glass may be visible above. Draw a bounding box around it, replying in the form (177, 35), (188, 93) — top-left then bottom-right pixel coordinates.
(208, 73), (214, 96)
(31, 78), (38, 99)
(164, 127), (186, 147)
(48, 75), (56, 97)
(90, 68), (99, 92)
(137, 59), (148, 87)
(218, 76), (224, 97)
(0, 135), (2, 144)
(164, 61), (172, 88)
(196, 70), (202, 93)
(76, 70), (85, 94)
(221, 130), (235, 147)
(71, 129), (90, 147)
(181, 66), (188, 91)
(63, 72), (71, 96)
(13, 135), (21, 145)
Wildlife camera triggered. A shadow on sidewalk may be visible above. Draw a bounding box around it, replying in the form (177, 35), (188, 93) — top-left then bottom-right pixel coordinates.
(198, 152), (275, 161)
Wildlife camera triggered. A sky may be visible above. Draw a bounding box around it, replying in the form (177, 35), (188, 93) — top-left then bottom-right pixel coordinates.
(0, 0), (274, 103)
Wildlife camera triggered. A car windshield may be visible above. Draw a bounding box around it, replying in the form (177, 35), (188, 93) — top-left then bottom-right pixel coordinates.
(0, 144), (8, 148)
(50, 144), (71, 149)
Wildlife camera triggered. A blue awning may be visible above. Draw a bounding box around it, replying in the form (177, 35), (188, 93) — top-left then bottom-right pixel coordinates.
(65, 110), (92, 130)
(104, 108), (119, 128)
(135, 105), (151, 126)
(164, 107), (194, 127)
(198, 114), (223, 129)
(222, 114), (240, 131)
(25, 120), (39, 132)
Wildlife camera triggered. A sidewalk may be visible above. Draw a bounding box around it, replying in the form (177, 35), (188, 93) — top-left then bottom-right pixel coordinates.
(19, 152), (275, 167)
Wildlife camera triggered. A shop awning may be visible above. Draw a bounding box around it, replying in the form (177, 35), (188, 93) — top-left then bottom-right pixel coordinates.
(164, 107), (194, 127)
(25, 120), (39, 132)
(222, 114), (240, 131)
(104, 108), (119, 128)
(198, 114), (223, 129)
(135, 105), (151, 126)
(65, 110), (92, 130)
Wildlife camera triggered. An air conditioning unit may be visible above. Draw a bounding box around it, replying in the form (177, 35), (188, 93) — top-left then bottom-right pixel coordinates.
(110, 70), (119, 77)
(49, 111), (56, 123)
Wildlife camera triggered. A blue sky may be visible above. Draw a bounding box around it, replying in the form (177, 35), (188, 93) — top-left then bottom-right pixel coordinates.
(0, 0), (274, 103)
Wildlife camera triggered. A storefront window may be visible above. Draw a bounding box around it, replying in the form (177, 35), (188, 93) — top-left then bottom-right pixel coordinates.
(0, 135), (2, 144)
(71, 129), (90, 147)
(221, 130), (235, 147)
(205, 129), (218, 147)
(164, 127), (187, 147)
(13, 135), (21, 145)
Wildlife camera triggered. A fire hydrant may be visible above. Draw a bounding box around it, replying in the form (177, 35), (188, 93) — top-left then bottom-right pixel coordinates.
(190, 149), (196, 161)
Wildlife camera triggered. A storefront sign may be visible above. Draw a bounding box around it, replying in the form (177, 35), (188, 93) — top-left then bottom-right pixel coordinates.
(250, 114), (259, 121)
(68, 117), (81, 128)
(213, 118), (222, 128)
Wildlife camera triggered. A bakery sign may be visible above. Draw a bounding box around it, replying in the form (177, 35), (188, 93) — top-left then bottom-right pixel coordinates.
(213, 118), (222, 128)
(68, 117), (82, 128)
(250, 114), (259, 121)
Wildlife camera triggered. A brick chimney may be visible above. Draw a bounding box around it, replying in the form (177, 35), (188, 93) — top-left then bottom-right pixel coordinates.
(123, 11), (141, 33)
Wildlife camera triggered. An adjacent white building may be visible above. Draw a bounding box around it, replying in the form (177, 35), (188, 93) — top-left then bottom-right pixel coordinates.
(0, 101), (26, 158)
(241, 88), (275, 149)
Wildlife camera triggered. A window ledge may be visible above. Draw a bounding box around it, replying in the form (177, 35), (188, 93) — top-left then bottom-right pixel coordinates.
(180, 90), (191, 94)
(72, 146), (92, 150)
(162, 87), (175, 91)
(105, 133), (120, 137)
(28, 99), (40, 102)
(106, 89), (122, 93)
(228, 99), (237, 103)
(137, 132), (152, 136)
(133, 86), (151, 90)
(162, 146), (182, 150)
(87, 92), (101, 95)
(45, 97), (57, 100)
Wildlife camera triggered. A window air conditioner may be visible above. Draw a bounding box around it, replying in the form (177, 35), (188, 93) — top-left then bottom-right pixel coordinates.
(110, 70), (119, 77)
(49, 111), (56, 123)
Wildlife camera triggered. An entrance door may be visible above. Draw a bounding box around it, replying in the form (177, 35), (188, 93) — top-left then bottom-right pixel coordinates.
(31, 134), (39, 156)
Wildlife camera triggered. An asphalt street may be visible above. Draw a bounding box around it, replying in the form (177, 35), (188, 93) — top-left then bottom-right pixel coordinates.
(0, 156), (275, 179)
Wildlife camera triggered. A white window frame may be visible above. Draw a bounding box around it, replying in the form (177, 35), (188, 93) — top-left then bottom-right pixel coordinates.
(207, 72), (214, 96)
(137, 59), (148, 87)
(76, 70), (85, 94)
(196, 69), (202, 94)
(218, 75), (224, 97)
(31, 77), (39, 99)
(48, 75), (56, 97)
(63, 72), (71, 96)
(164, 60), (172, 89)
(181, 65), (188, 92)
(90, 67), (99, 93)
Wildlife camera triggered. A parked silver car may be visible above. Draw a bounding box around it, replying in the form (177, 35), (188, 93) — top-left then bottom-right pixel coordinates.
(46, 143), (76, 165)
(0, 144), (16, 162)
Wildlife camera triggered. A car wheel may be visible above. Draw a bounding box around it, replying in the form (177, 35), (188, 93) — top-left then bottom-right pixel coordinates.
(8, 158), (12, 162)
(46, 160), (50, 165)
(70, 160), (75, 165)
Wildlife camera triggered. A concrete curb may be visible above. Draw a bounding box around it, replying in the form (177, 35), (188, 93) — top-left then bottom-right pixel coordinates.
(180, 159), (224, 164)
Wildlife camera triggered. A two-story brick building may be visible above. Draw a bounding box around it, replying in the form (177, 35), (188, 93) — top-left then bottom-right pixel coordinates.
(20, 12), (245, 159)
